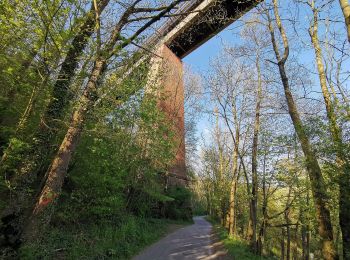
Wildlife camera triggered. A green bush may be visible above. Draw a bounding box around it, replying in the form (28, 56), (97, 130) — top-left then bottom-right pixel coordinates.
(209, 219), (274, 260)
(164, 186), (192, 221)
(192, 202), (207, 216)
(20, 216), (174, 259)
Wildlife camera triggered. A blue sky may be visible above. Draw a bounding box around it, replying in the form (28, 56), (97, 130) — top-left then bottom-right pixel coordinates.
(181, 1), (349, 148)
(183, 29), (235, 71)
(182, 28), (233, 138)
(182, 20), (253, 140)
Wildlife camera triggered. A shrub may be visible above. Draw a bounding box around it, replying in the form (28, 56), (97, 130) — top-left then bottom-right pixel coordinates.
(164, 186), (192, 221)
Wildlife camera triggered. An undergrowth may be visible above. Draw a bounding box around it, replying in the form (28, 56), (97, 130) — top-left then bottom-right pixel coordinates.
(20, 216), (190, 259)
(207, 217), (275, 260)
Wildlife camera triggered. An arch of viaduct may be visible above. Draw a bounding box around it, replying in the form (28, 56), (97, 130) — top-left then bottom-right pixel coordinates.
(147, 0), (260, 184)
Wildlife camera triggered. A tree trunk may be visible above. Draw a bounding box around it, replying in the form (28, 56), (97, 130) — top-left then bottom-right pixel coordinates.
(228, 143), (239, 237)
(250, 55), (262, 253)
(301, 209), (310, 260)
(306, 190), (311, 260)
(339, 0), (350, 43)
(267, 1), (337, 259)
(285, 213), (291, 260)
(309, 5), (350, 259)
(277, 60), (336, 260)
(226, 101), (241, 237)
(215, 109), (228, 228)
(21, 0), (184, 243)
(292, 224), (298, 260)
(23, 58), (105, 242)
(281, 228), (285, 260)
(339, 171), (350, 260)
(302, 226), (307, 260)
(257, 151), (268, 256)
(1, 0), (109, 172)
(225, 211), (230, 230)
(247, 203), (254, 240)
(284, 187), (292, 260)
(0, 0), (110, 249)
(306, 224), (310, 260)
(243, 160), (253, 239)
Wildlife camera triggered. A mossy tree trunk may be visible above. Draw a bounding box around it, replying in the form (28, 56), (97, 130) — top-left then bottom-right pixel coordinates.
(308, 3), (350, 258)
(22, 0), (184, 244)
(267, 1), (337, 259)
(23, 57), (105, 241)
(0, 0), (110, 249)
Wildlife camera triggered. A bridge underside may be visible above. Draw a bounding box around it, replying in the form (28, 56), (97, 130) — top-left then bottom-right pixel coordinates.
(151, 0), (260, 184)
(163, 0), (260, 58)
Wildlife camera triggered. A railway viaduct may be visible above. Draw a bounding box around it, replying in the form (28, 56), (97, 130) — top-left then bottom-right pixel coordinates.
(146, 0), (260, 184)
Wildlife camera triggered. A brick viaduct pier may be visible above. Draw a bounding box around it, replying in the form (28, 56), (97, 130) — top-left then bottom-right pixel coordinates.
(146, 0), (260, 184)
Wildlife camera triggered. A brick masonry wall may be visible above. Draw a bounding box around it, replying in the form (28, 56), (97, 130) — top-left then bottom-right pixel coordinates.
(158, 45), (187, 185)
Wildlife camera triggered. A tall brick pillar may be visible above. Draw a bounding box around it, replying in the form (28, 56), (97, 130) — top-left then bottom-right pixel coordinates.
(150, 44), (187, 186)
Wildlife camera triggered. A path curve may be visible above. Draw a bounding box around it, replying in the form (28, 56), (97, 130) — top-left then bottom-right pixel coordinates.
(133, 216), (228, 260)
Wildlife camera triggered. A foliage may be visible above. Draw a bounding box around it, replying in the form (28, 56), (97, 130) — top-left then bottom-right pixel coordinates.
(164, 186), (192, 221)
(1, 0), (350, 258)
(207, 217), (274, 260)
(190, 1), (350, 257)
(0, 0), (193, 255)
(20, 216), (185, 259)
(13, 78), (192, 257)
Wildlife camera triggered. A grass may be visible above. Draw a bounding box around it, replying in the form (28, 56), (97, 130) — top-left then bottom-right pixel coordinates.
(207, 217), (275, 260)
(20, 216), (192, 260)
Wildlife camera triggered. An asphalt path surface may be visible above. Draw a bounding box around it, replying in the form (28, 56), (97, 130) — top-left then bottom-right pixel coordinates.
(133, 216), (229, 260)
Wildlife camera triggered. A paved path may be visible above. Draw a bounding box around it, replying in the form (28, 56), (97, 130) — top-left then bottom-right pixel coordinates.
(133, 216), (228, 260)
